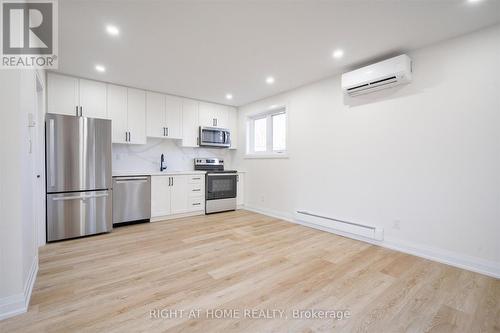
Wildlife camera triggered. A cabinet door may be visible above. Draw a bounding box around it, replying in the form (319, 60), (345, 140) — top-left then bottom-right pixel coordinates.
(151, 176), (171, 218)
(79, 79), (107, 119)
(127, 88), (147, 144)
(170, 175), (188, 214)
(227, 106), (238, 149)
(164, 95), (182, 139)
(146, 92), (165, 138)
(237, 173), (245, 206)
(215, 104), (229, 128)
(47, 73), (79, 116)
(107, 84), (128, 144)
(198, 102), (218, 127)
(181, 99), (199, 147)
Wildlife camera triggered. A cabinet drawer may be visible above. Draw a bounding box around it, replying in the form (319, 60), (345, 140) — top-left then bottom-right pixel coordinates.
(188, 197), (204, 210)
(189, 183), (204, 195)
(187, 175), (204, 184)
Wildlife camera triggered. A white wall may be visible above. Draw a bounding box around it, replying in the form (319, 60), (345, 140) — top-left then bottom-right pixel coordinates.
(0, 70), (41, 319)
(234, 24), (500, 276)
(112, 139), (234, 173)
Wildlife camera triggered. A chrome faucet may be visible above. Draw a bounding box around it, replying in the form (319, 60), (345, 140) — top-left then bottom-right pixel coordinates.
(160, 154), (167, 172)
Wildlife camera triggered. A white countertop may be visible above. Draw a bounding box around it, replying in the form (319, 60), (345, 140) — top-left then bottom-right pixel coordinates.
(113, 170), (206, 177)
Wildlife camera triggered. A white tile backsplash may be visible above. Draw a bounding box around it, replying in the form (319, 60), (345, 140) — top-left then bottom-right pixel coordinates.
(112, 138), (234, 173)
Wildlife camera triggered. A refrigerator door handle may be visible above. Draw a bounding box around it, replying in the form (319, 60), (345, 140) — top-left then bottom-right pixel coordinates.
(52, 192), (109, 201)
(48, 118), (56, 187)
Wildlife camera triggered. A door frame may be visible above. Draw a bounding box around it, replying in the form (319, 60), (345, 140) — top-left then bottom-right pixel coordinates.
(34, 70), (46, 247)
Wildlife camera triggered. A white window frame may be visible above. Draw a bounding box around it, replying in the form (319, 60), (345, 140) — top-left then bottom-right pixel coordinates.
(245, 106), (288, 159)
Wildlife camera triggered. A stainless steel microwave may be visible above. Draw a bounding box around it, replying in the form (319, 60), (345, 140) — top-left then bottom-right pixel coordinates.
(199, 126), (231, 148)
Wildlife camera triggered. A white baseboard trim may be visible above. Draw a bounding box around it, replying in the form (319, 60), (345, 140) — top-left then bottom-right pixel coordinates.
(243, 205), (500, 279)
(0, 256), (38, 321)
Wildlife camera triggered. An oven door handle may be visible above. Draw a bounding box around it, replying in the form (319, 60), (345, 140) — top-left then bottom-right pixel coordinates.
(207, 173), (237, 177)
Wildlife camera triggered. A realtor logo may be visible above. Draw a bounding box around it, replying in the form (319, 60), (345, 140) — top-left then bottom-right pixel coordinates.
(1, 0), (58, 68)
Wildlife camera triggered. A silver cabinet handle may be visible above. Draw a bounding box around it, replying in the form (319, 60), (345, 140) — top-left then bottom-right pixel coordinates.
(166, 127), (168, 136)
(128, 131), (131, 142)
(192, 177), (201, 180)
(192, 203), (201, 206)
(79, 106), (83, 117)
(75, 106), (79, 116)
(192, 189), (201, 192)
(125, 131), (128, 142)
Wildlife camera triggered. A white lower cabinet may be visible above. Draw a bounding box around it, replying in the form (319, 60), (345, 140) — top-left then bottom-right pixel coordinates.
(151, 176), (172, 217)
(237, 172), (245, 207)
(170, 175), (188, 214)
(151, 174), (205, 220)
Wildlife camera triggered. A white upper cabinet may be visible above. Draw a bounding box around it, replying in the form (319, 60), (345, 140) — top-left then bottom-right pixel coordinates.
(127, 88), (147, 144)
(227, 106), (238, 149)
(47, 73), (238, 149)
(215, 105), (229, 128)
(164, 95), (182, 139)
(181, 99), (199, 147)
(47, 73), (107, 119)
(199, 102), (218, 127)
(47, 73), (79, 116)
(199, 102), (228, 128)
(79, 79), (107, 119)
(107, 84), (146, 144)
(107, 84), (128, 144)
(146, 92), (165, 138)
(146, 92), (182, 139)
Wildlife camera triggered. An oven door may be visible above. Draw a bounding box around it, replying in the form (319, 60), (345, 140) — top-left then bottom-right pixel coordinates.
(206, 173), (237, 200)
(200, 127), (231, 147)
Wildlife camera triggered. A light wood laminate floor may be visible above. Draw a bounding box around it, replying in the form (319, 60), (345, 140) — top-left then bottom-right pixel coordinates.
(1, 210), (498, 332)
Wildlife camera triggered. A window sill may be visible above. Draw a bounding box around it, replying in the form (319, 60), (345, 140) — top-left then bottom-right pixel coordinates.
(244, 153), (289, 159)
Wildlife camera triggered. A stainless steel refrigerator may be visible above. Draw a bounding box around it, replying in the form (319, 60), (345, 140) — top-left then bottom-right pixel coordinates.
(46, 113), (112, 242)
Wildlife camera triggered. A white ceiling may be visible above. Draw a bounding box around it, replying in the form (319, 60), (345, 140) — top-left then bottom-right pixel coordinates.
(57, 0), (500, 106)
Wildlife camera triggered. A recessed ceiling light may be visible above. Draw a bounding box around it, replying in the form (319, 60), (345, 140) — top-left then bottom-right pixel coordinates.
(332, 49), (344, 59)
(225, 93), (233, 100)
(266, 76), (275, 84)
(95, 65), (106, 73)
(467, 0), (483, 3)
(106, 25), (120, 36)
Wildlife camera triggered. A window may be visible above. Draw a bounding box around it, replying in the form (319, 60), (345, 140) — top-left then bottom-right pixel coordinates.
(247, 107), (287, 157)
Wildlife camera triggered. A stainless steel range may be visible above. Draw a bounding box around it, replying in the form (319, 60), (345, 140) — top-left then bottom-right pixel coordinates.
(194, 158), (237, 214)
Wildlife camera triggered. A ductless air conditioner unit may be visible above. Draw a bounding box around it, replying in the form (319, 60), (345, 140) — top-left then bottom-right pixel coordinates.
(341, 54), (412, 97)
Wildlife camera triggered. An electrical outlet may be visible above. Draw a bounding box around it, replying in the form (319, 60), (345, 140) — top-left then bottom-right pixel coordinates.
(392, 220), (401, 230)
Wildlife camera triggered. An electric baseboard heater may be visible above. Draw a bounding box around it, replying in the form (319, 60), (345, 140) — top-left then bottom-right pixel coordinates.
(296, 211), (384, 241)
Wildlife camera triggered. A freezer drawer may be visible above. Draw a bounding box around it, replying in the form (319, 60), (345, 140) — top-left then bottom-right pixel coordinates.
(47, 190), (112, 242)
(113, 176), (151, 224)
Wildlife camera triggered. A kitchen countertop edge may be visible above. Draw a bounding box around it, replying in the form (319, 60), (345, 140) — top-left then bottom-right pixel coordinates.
(113, 170), (207, 177)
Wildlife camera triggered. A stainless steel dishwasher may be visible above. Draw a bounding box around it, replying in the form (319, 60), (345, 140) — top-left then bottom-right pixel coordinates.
(112, 176), (151, 225)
